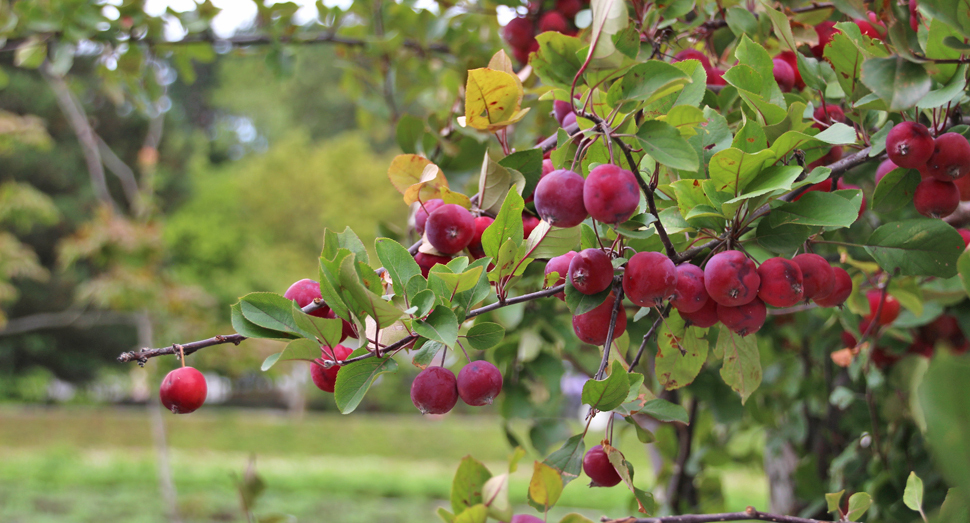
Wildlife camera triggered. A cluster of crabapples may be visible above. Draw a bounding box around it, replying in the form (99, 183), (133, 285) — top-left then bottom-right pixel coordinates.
(502, 0), (588, 64)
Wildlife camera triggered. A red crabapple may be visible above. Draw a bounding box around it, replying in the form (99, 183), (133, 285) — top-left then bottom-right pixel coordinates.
(871, 347), (901, 369)
(670, 264), (709, 314)
(812, 21), (837, 58)
(914, 178), (959, 218)
(584, 164), (641, 225)
(909, 0), (919, 31)
(854, 12), (886, 40)
(756, 257), (804, 308)
(772, 58), (795, 92)
(908, 338), (935, 358)
(775, 51), (804, 90)
(622, 251), (677, 306)
(572, 293), (627, 345)
(557, 0), (583, 17)
(704, 250), (760, 307)
(582, 445), (622, 487)
(468, 216), (494, 259)
(673, 49), (711, 70)
(545, 251), (578, 300)
(415, 252), (451, 278)
(310, 344), (354, 393)
(808, 146), (843, 170)
(954, 170), (970, 201)
(865, 290), (900, 326)
(813, 104), (845, 129)
(717, 298), (767, 336)
(284, 279), (355, 340)
(534, 169), (588, 228)
(426, 204), (476, 254)
(569, 248), (614, 295)
(457, 360), (503, 406)
(538, 11), (568, 33)
(680, 296), (719, 328)
(415, 199), (445, 235)
(410, 366), (459, 414)
(920, 132), (970, 181)
(707, 68), (726, 86)
(875, 159), (898, 184)
(792, 253), (835, 301)
(886, 121), (935, 169)
(841, 330), (858, 348)
(523, 213), (541, 239)
(542, 158), (555, 176)
(553, 100), (574, 126)
(561, 111), (577, 129)
(503, 17), (534, 48)
(160, 367), (207, 414)
(958, 229), (970, 248)
(812, 267), (853, 307)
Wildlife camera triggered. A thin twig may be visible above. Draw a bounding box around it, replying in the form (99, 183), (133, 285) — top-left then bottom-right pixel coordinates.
(601, 506), (833, 523)
(594, 281), (625, 380)
(629, 311), (666, 371)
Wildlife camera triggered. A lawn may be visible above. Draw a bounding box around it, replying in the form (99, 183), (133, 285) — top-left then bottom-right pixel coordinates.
(0, 405), (767, 522)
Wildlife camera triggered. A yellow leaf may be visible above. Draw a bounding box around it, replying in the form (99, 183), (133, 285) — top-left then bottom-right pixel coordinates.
(403, 164), (450, 206)
(464, 68), (524, 132)
(388, 154), (435, 194)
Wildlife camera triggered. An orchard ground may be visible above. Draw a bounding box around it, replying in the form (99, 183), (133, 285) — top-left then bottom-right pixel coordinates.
(0, 405), (767, 522)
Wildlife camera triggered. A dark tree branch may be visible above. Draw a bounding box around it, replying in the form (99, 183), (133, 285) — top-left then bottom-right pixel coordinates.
(602, 506), (833, 523)
(118, 333), (247, 364)
(628, 309), (666, 371)
(594, 280), (625, 380)
(539, 122), (580, 153)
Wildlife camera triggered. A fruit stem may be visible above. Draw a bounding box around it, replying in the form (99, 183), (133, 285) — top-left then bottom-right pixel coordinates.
(177, 344), (185, 368)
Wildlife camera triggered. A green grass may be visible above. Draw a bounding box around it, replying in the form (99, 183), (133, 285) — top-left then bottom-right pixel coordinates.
(0, 406), (768, 522)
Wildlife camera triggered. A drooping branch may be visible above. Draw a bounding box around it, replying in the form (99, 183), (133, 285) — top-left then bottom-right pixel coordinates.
(0, 309), (140, 336)
(602, 506), (833, 523)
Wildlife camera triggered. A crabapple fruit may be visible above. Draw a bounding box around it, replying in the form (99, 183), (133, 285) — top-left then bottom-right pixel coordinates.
(808, 146), (843, 170)
(670, 264), (709, 314)
(534, 169), (588, 228)
(875, 159), (898, 184)
(920, 132), (970, 181)
(410, 366), (459, 414)
(426, 204), (476, 254)
(706, 68), (726, 86)
(284, 279), (331, 319)
(509, 515), (544, 523)
(756, 257), (804, 308)
(717, 298), (767, 336)
(583, 445), (622, 487)
(457, 360), (503, 406)
(704, 250), (760, 307)
(886, 121), (935, 169)
(958, 229), (970, 248)
(865, 290), (900, 326)
(572, 293), (627, 345)
(468, 216), (494, 259)
(772, 58), (795, 92)
(813, 104), (844, 129)
(522, 213), (541, 239)
(854, 12), (886, 40)
(545, 251), (578, 300)
(584, 164), (640, 225)
(503, 17), (534, 48)
(792, 253), (835, 301)
(812, 267), (853, 308)
(775, 51), (804, 90)
(553, 100), (574, 126)
(914, 178), (959, 218)
(538, 11), (568, 33)
(415, 199), (445, 235)
(673, 49), (711, 69)
(556, 0), (583, 17)
(160, 366), (207, 414)
(812, 21), (837, 58)
(415, 252), (452, 278)
(680, 296), (719, 328)
(622, 251), (677, 307)
(568, 248), (614, 295)
(310, 345), (354, 393)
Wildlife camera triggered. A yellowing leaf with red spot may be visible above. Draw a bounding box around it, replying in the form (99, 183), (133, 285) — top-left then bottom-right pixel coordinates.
(461, 68), (528, 132)
(388, 154), (435, 194)
(403, 164), (450, 206)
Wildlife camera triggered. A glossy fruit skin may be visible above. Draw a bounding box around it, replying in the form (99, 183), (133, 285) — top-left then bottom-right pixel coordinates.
(572, 293), (627, 345)
(468, 216), (494, 259)
(706, 68), (726, 86)
(680, 296), (719, 328)
(503, 17), (534, 48)
(717, 298), (767, 336)
(704, 250), (760, 307)
(310, 344), (355, 393)
(756, 257), (804, 308)
(812, 104), (844, 129)
(914, 178), (960, 218)
(623, 252), (677, 307)
(415, 199), (445, 236)
(553, 100), (573, 126)
(534, 169), (588, 228)
(875, 159), (898, 184)
(673, 49), (711, 69)
(457, 360), (503, 406)
(886, 122), (935, 169)
(920, 133), (970, 181)
(865, 290), (900, 326)
(522, 213), (541, 239)
(561, 111), (577, 128)
(670, 264), (709, 314)
(775, 51), (804, 90)
(415, 252), (451, 278)
(583, 164), (640, 225)
(812, 21), (837, 58)
(958, 229), (970, 248)
(284, 279), (355, 340)
(426, 204), (476, 255)
(569, 248), (614, 295)
(582, 445), (622, 487)
(556, 0), (583, 18)
(772, 58), (795, 92)
(160, 367), (207, 414)
(545, 251), (578, 300)
(410, 366), (459, 415)
(954, 170), (970, 201)
(538, 11), (568, 33)
(792, 253), (835, 301)
(813, 267), (853, 307)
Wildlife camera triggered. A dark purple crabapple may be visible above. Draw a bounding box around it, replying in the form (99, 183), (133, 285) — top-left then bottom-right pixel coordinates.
(425, 204), (476, 254)
(410, 366), (459, 414)
(572, 293), (627, 345)
(792, 253), (834, 301)
(534, 169), (588, 228)
(704, 250), (760, 307)
(670, 264), (709, 314)
(757, 257), (804, 308)
(457, 360), (503, 406)
(622, 251), (677, 307)
(583, 445), (622, 487)
(583, 164), (640, 225)
(568, 248), (614, 295)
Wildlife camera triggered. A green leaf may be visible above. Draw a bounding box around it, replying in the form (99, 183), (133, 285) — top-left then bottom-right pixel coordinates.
(263, 338), (323, 371)
(581, 361), (630, 412)
(959, 250), (970, 297)
(920, 0), (970, 39)
(528, 461), (563, 510)
(482, 188), (524, 260)
(395, 114), (425, 154)
(465, 322), (505, 350)
(865, 219), (965, 278)
(526, 221), (581, 259)
(410, 289), (437, 318)
(336, 255), (403, 329)
(873, 168), (920, 212)
(918, 64), (968, 109)
(413, 307), (459, 347)
(411, 339), (446, 369)
(376, 238), (422, 297)
(860, 56), (932, 111)
(240, 293), (302, 335)
(734, 35), (785, 106)
(14, 38), (46, 69)
(437, 507), (456, 523)
(290, 302), (344, 348)
(708, 148), (777, 196)
(453, 504), (487, 523)
(824, 29), (870, 103)
(716, 328), (762, 404)
(725, 7), (759, 38)
(636, 120), (700, 171)
(624, 416), (655, 443)
(903, 471), (924, 513)
(499, 149), (543, 199)
(564, 280), (611, 315)
(656, 309), (709, 389)
(920, 351), (970, 493)
(825, 490), (845, 514)
(333, 349), (399, 414)
(531, 32), (584, 90)
(768, 191), (861, 228)
(558, 515), (596, 523)
(732, 118), (769, 154)
(640, 398), (690, 424)
(452, 257), (493, 319)
(758, 0), (797, 51)
(756, 220), (814, 253)
(322, 227), (369, 266)
(542, 434), (585, 486)
(429, 266), (485, 299)
(606, 61), (691, 112)
(845, 492), (872, 521)
(319, 250), (354, 322)
(728, 165), (802, 203)
(451, 456), (492, 514)
(231, 302), (296, 340)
